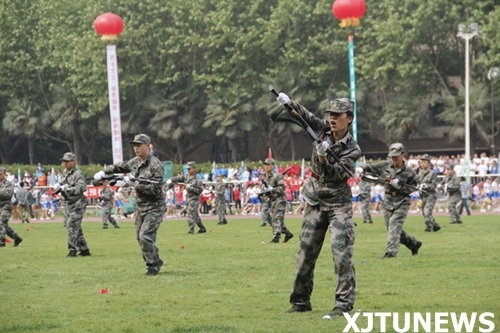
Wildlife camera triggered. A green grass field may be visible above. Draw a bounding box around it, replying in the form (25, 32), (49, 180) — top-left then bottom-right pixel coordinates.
(1, 214), (499, 333)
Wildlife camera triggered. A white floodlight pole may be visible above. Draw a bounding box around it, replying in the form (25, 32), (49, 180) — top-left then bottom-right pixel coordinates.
(457, 23), (480, 183)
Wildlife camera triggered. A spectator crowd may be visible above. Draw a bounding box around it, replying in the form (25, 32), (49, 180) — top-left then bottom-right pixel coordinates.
(164, 152), (499, 219)
(3, 152), (499, 223)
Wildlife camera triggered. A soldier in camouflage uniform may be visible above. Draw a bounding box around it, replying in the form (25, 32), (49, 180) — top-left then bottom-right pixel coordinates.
(277, 93), (359, 320)
(214, 174), (228, 225)
(16, 182), (31, 223)
(168, 161), (207, 234)
(418, 154), (441, 232)
(361, 143), (422, 259)
(54, 153), (91, 257)
(261, 158), (293, 243)
(259, 173), (271, 227)
(99, 180), (120, 229)
(359, 179), (373, 224)
(0, 167), (23, 247)
(95, 134), (166, 275)
(442, 165), (462, 224)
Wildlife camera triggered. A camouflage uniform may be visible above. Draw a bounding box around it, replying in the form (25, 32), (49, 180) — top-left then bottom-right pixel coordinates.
(170, 163), (206, 234)
(103, 145), (166, 273)
(418, 167), (440, 231)
(260, 173), (271, 227)
(214, 178), (228, 225)
(363, 160), (421, 257)
(287, 100), (360, 313)
(442, 171), (462, 224)
(99, 186), (119, 229)
(261, 162), (293, 242)
(260, 198), (271, 226)
(0, 172), (22, 247)
(59, 160), (90, 255)
(16, 185), (31, 223)
(359, 180), (372, 223)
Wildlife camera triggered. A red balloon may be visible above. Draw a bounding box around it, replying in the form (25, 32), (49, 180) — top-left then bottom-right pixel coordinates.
(93, 13), (124, 37)
(332, 0), (366, 20)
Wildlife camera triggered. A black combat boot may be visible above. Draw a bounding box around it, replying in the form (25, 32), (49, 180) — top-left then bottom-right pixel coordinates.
(79, 249), (92, 257)
(285, 302), (312, 313)
(283, 232), (294, 243)
(412, 241), (422, 255)
(14, 237), (23, 247)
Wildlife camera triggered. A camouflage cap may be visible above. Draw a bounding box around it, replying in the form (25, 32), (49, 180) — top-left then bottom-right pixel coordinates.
(0, 167), (6, 174)
(326, 98), (354, 114)
(420, 154), (431, 161)
(61, 152), (76, 162)
(129, 134), (151, 145)
(388, 143), (405, 157)
(187, 161), (196, 169)
(263, 158), (275, 165)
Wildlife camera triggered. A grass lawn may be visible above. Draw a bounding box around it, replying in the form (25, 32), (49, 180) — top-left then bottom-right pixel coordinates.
(1, 214), (499, 333)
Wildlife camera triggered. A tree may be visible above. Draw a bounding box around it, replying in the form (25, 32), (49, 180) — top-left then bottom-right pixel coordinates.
(436, 83), (491, 154)
(1, 0), (500, 163)
(2, 99), (42, 165)
(46, 85), (101, 163)
(203, 93), (253, 162)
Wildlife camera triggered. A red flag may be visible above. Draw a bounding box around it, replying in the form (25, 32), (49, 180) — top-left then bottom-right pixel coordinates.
(267, 148), (273, 159)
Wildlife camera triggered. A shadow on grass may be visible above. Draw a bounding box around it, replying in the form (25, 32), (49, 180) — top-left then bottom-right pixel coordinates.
(0, 323), (61, 332)
(159, 270), (203, 276)
(170, 325), (237, 333)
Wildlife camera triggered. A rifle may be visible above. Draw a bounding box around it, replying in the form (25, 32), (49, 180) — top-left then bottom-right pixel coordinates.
(268, 86), (359, 184)
(361, 172), (424, 193)
(88, 174), (159, 187)
(172, 182), (204, 193)
(257, 169), (291, 200)
(258, 179), (272, 200)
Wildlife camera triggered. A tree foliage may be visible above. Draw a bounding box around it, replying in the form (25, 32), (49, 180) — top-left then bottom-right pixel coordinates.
(1, 0), (499, 164)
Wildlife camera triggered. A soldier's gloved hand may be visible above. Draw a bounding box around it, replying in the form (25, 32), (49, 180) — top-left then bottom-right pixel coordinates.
(94, 171), (106, 180)
(123, 176), (138, 188)
(186, 184), (193, 190)
(390, 178), (401, 189)
(267, 186), (273, 192)
(277, 92), (291, 105)
(315, 141), (329, 157)
(52, 183), (61, 192)
(166, 179), (172, 185)
(60, 184), (69, 192)
(437, 184), (443, 189)
(355, 167), (364, 176)
(421, 183), (428, 190)
(123, 176), (131, 183)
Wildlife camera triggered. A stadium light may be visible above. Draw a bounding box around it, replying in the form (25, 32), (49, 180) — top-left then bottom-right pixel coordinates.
(488, 67), (500, 155)
(457, 22), (481, 182)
